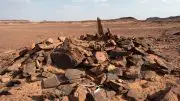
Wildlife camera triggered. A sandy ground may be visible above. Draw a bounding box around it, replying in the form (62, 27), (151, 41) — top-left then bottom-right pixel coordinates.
(0, 20), (180, 52)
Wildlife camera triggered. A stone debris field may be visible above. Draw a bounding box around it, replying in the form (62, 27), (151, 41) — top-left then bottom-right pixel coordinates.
(0, 18), (179, 101)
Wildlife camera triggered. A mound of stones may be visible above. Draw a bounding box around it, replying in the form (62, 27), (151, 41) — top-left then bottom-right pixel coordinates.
(0, 18), (179, 101)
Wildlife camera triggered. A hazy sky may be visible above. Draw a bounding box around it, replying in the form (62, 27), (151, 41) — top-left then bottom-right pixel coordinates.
(0, 0), (180, 21)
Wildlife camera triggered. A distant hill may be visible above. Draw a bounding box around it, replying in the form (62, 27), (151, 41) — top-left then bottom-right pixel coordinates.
(104, 17), (137, 22)
(1, 16), (180, 23)
(115, 17), (137, 21)
(146, 16), (180, 21)
(0, 20), (30, 23)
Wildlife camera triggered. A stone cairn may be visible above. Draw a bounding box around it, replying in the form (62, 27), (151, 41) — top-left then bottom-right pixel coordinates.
(0, 18), (179, 101)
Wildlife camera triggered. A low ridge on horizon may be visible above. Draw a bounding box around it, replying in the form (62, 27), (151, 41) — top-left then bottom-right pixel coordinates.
(1, 15), (180, 22)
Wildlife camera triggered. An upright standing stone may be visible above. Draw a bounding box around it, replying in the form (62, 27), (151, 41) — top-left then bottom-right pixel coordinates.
(97, 17), (104, 36)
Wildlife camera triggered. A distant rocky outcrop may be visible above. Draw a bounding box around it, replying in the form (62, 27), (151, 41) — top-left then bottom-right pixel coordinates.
(108, 17), (137, 22)
(117, 17), (137, 21)
(146, 16), (180, 21)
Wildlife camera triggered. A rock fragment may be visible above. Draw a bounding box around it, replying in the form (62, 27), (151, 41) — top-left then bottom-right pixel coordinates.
(141, 70), (158, 81)
(5, 79), (21, 87)
(22, 61), (36, 77)
(93, 88), (116, 101)
(127, 88), (147, 101)
(58, 36), (66, 42)
(42, 75), (62, 88)
(46, 38), (54, 44)
(65, 69), (85, 83)
(74, 86), (88, 101)
(150, 87), (180, 101)
(95, 51), (107, 63)
(57, 85), (74, 96)
(124, 66), (141, 79)
(0, 67), (8, 75)
(0, 87), (10, 95)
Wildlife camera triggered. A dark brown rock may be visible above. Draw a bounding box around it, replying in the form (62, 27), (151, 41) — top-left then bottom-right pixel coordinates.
(42, 75), (62, 88)
(89, 66), (105, 76)
(65, 69), (85, 83)
(44, 52), (52, 65)
(0, 87), (10, 95)
(89, 41), (105, 51)
(124, 66), (141, 79)
(0, 67), (8, 75)
(143, 54), (174, 74)
(51, 43), (85, 68)
(97, 17), (104, 36)
(105, 80), (128, 94)
(154, 58), (174, 74)
(5, 80), (21, 87)
(141, 70), (158, 81)
(127, 55), (143, 66)
(14, 47), (30, 60)
(150, 87), (180, 101)
(22, 61), (36, 77)
(41, 71), (54, 78)
(107, 64), (123, 76)
(42, 88), (61, 99)
(117, 38), (134, 50)
(110, 57), (127, 67)
(133, 38), (149, 51)
(57, 85), (74, 96)
(105, 73), (119, 82)
(133, 47), (148, 56)
(109, 47), (131, 58)
(161, 89), (178, 101)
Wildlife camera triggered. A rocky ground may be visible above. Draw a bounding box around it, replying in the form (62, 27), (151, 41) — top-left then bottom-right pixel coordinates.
(0, 18), (179, 101)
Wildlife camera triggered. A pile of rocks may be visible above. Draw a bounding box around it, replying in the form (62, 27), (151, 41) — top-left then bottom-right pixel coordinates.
(0, 18), (179, 101)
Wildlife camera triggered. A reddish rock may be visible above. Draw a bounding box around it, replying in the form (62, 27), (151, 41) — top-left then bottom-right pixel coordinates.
(127, 89), (147, 101)
(95, 51), (107, 63)
(124, 66), (141, 79)
(58, 36), (66, 42)
(74, 86), (88, 101)
(61, 96), (69, 101)
(93, 88), (116, 101)
(46, 38), (54, 44)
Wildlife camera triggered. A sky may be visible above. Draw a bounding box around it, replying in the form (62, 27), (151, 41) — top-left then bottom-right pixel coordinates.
(0, 0), (180, 21)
